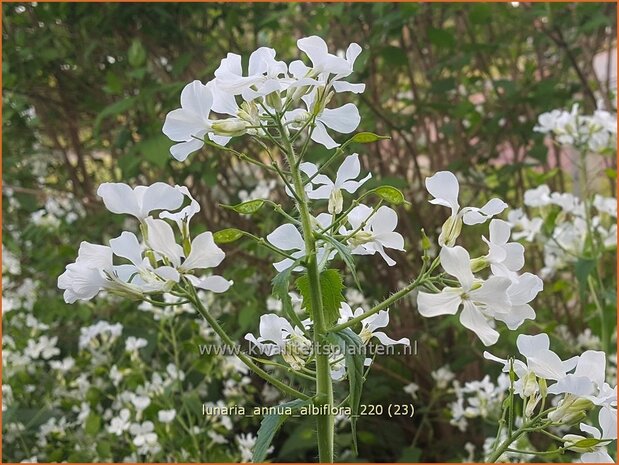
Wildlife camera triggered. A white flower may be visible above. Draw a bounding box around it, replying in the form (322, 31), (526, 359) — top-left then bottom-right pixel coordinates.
(417, 246), (511, 346)
(162, 80), (233, 161)
(159, 185), (201, 234)
(129, 421), (157, 448)
(214, 47), (288, 101)
(482, 219), (525, 279)
(565, 409), (616, 462)
(300, 154), (371, 214)
(338, 303), (409, 346)
(507, 209), (542, 242)
(431, 365), (455, 389)
(157, 409), (176, 424)
(484, 333), (579, 397)
(24, 336), (60, 360)
(97, 182), (184, 221)
(244, 314), (311, 370)
(295, 92), (361, 149)
(125, 336), (148, 352)
(547, 350), (617, 412)
(144, 217), (232, 293)
(425, 171), (507, 246)
(265, 223), (334, 272)
(131, 395), (151, 412)
(594, 194), (617, 217)
(403, 382), (420, 399)
(340, 204), (405, 266)
(108, 409), (131, 436)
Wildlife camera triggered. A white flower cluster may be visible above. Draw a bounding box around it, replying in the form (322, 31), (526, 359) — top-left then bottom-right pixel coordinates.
(268, 154), (404, 271)
(57, 182), (232, 304)
(245, 302), (409, 377)
(416, 171), (543, 346)
(449, 373), (510, 432)
(534, 105), (616, 153)
(162, 36), (364, 161)
(485, 333), (617, 462)
(511, 185), (616, 278)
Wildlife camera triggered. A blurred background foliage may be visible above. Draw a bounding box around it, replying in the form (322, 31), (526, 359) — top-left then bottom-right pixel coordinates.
(2, 2), (616, 462)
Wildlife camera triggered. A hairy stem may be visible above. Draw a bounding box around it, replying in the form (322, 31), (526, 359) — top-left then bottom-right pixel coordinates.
(281, 124), (334, 463)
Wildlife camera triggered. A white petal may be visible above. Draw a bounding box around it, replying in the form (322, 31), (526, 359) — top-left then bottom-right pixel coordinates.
(481, 198), (508, 216)
(311, 121), (339, 149)
(440, 246), (475, 290)
(508, 273), (543, 305)
(332, 81), (366, 94)
(370, 206), (399, 234)
(267, 224), (304, 251)
(141, 183), (185, 217)
(373, 331), (410, 346)
(516, 333), (550, 357)
(144, 217), (183, 267)
(494, 304), (535, 330)
(335, 153), (361, 186)
(181, 232), (225, 271)
(425, 171), (459, 214)
(170, 138), (205, 162)
(97, 183), (141, 218)
(318, 104), (360, 134)
(190, 275), (232, 293)
(599, 406), (617, 439)
(180, 80), (213, 121)
(417, 289), (462, 317)
(297, 36), (329, 68)
(375, 231), (405, 251)
(489, 219), (511, 245)
(460, 301), (500, 346)
(109, 231), (143, 267)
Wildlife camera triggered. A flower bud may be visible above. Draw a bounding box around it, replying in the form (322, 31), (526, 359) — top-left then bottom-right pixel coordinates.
(525, 392), (541, 418)
(349, 231), (374, 247)
(211, 119), (248, 137)
(438, 214), (462, 247)
(328, 188), (343, 215)
(265, 91), (283, 112)
(470, 256), (489, 273)
(522, 371), (538, 398)
(282, 334), (311, 371)
(548, 394), (593, 425)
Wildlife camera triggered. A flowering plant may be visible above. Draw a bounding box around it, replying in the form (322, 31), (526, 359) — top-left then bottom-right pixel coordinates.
(55, 37), (616, 463)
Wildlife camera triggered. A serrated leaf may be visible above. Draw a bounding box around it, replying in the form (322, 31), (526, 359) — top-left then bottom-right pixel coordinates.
(295, 269), (344, 325)
(334, 328), (366, 455)
(371, 186), (407, 206)
(350, 132), (390, 144)
(221, 199), (265, 215)
(213, 228), (244, 244)
(253, 399), (312, 462)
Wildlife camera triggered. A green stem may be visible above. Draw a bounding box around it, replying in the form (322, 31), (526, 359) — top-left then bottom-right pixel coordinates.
(329, 276), (430, 333)
(188, 288), (310, 401)
(281, 123), (334, 463)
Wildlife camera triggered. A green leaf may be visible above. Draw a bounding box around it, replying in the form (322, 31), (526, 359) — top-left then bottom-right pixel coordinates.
(295, 269), (344, 325)
(351, 132), (391, 144)
(213, 228), (244, 244)
(128, 39), (147, 68)
(93, 97), (136, 136)
(427, 28), (456, 48)
(575, 258), (596, 286)
(84, 412), (101, 435)
(572, 438), (605, 448)
(221, 199), (265, 215)
(272, 260), (307, 333)
(371, 186), (407, 206)
(253, 399), (312, 462)
(333, 328), (366, 455)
